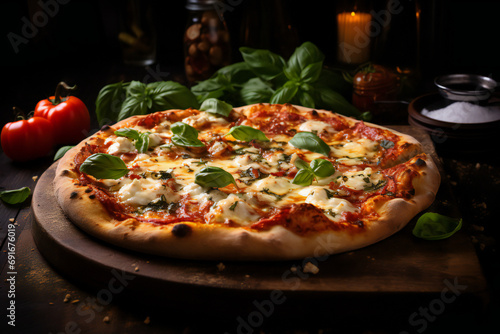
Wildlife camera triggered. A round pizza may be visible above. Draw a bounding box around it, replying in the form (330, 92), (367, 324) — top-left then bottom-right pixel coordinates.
(54, 103), (440, 260)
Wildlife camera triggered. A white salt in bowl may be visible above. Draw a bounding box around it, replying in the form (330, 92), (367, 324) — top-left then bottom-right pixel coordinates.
(408, 92), (500, 153)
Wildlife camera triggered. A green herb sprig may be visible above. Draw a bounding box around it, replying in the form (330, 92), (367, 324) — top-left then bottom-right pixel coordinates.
(292, 158), (335, 186)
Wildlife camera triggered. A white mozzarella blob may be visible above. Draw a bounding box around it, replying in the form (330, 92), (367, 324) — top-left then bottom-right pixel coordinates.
(338, 167), (384, 191)
(331, 138), (378, 159)
(106, 136), (135, 155)
(298, 186), (358, 220)
(183, 112), (229, 129)
(298, 120), (336, 135)
(117, 178), (179, 206)
(252, 176), (297, 195)
(209, 194), (260, 226)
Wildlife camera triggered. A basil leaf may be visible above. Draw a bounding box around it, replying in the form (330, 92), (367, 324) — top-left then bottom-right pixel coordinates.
(292, 169), (314, 186)
(380, 140), (395, 149)
(215, 62), (255, 84)
(270, 81), (299, 104)
(149, 81), (200, 111)
(240, 78), (274, 105)
(80, 153), (129, 180)
(117, 92), (151, 121)
(114, 128), (140, 140)
(289, 132), (330, 157)
(54, 146), (74, 161)
(191, 72), (232, 103)
(310, 159), (335, 178)
(135, 132), (151, 153)
(297, 89), (316, 108)
(0, 187), (31, 205)
(314, 85), (363, 119)
(200, 98), (233, 117)
(195, 166), (237, 188)
(412, 213), (463, 240)
(225, 125), (269, 142)
(170, 122), (204, 147)
(170, 122), (198, 138)
(239, 47), (286, 81)
(95, 81), (130, 126)
(171, 135), (205, 147)
(293, 157), (311, 171)
(287, 41), (325, 81)
(300, 61), (323, 83)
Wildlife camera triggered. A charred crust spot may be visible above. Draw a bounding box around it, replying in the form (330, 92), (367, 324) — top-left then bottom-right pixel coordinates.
(89, 194), (96, 199)
(311, 109), (318, 116)
(70, 191), (78, 199)
(85, 188), (92, 193)
(415, 158), (426, 167)
(353, 220), (364, 228)
(61, 170), (71, 177)
(172, 224), (192, 237)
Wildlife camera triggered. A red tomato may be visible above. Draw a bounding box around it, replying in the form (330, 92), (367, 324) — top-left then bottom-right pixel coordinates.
(34, 82), (90, 144)
(1, 117), (55, 162)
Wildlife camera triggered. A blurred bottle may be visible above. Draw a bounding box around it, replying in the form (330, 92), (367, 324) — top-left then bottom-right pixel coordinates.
(118, 0), (157, 66)
(184, 0), (232, 84)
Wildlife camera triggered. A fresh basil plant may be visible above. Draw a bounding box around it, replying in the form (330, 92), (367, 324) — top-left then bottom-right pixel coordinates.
(95, 81), (200, 126)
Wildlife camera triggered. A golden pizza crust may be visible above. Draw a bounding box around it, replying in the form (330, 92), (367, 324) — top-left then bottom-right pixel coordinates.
(54, 104), (440, 260)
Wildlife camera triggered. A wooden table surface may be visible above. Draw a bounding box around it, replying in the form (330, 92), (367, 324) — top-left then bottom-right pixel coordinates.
(1, 63), (500, 334)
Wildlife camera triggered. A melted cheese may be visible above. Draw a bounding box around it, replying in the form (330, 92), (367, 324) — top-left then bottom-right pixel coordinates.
(298, 186), (358, 220)
(209, 194), (260, 226)
(117, 178), (179, 206)
(106, 137), (135, 155)
(298, 120), (336, 135)
(337, 167), (384, 191)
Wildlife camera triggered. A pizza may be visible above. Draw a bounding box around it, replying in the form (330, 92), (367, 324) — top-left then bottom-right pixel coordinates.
(54, 103), (440, 260)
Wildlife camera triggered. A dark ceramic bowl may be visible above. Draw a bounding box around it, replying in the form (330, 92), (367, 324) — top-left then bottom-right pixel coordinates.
(408, 92), (500, 154)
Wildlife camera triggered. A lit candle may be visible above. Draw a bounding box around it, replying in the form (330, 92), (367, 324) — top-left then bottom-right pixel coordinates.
(337, 11), (372, 64)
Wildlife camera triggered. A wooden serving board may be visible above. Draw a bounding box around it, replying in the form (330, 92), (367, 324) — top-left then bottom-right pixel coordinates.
(31, 126), (488, 322)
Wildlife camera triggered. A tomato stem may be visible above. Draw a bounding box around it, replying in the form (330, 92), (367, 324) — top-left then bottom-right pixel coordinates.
(51, 81), (77, 105)
(13, 106), (26, 120)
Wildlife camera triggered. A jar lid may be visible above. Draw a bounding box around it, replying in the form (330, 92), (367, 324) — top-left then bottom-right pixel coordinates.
(186, 0), (217, 11)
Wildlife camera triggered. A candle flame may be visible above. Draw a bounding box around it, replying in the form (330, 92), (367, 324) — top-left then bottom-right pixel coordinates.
(351, 11), (356, 16)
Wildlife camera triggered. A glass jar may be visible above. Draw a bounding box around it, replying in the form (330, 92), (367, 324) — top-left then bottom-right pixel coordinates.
(184, 0), (231, 84)
(352, 64), (399, 117)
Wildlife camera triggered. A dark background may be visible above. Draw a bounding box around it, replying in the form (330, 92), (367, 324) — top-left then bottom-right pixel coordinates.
(2, 0), (500, 124)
